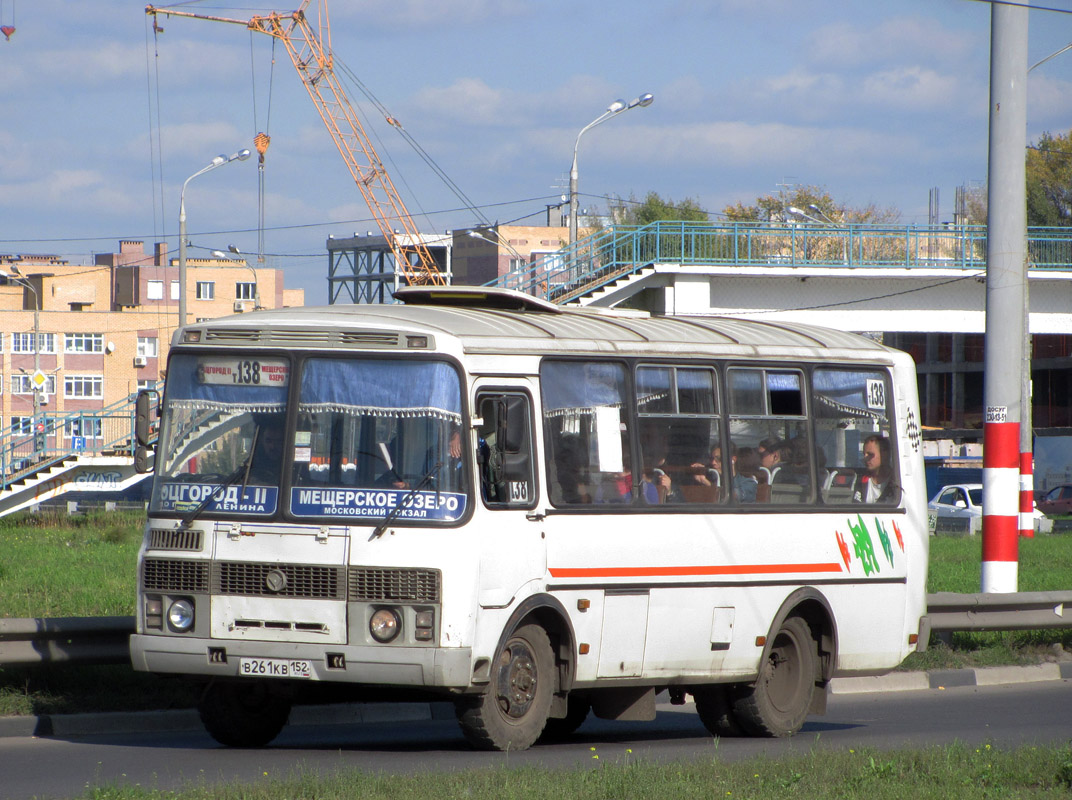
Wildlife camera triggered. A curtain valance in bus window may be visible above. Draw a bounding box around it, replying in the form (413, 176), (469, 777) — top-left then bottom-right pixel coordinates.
(542, 361), (627, 418)
(298, 359), (462, 423)
(812, 368), (889, 422)
(166, 355), (287, 414)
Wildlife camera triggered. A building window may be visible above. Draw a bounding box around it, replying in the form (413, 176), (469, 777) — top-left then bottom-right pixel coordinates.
(65, 333), (104, 354)
(12, 374), (56, 395)
(10, 416), (32, 436)
(64, 375), (103, 399)
(196, 281), (215, 300)
(137, 337), (159, 358)
(171, 280), (180, 300)
(147, 280), (164, 300)
(236, 282), (256, 300)
(137, 379), (159, 392)
(11, 333), (55, 354)
(65, 417), (103, 439)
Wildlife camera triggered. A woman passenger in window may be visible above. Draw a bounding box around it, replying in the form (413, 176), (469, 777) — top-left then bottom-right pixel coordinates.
(856, 434), (898, 504)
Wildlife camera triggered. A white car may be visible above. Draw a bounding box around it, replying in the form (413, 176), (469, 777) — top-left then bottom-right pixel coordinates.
(927, 483), (1045, 535)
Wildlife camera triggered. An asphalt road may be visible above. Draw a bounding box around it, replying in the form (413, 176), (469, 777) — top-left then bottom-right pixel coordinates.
(1, 680), (1070, 800)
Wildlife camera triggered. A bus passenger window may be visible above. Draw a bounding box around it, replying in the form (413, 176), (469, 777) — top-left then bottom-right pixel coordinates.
(542, 361), (630, 507)
(812, 368), (900, 506)
(728, 368), (811, 504)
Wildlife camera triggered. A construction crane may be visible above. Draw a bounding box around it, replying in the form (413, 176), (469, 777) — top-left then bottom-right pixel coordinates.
(145, 1), (444, 286)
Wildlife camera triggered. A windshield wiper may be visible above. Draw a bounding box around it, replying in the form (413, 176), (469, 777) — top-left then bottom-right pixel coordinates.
(181, 454), (255, 527)
(369, 462), (442, 541)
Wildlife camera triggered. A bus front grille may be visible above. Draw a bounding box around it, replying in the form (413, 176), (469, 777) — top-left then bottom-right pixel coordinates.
(212, 562), (346, 600)
(349, 567), (441, 603)
(143, 558), (210, 593)
(147, 528), (203, 551)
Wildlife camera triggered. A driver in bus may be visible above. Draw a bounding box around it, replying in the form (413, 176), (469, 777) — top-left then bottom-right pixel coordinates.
(247, 418), (285, 485)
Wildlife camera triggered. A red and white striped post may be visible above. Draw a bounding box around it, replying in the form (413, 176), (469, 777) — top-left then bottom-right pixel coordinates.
(982, 418), (1019, 591)
(1019, 451), (1034, 539)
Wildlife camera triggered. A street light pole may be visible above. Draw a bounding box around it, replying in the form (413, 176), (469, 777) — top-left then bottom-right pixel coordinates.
(568, 93), (653, 245)
(178, 148), (252, 327)
(1, 269), (41, 456)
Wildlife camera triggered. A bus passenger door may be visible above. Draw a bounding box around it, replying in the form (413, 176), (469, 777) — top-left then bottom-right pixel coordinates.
(473, 386), (545, 609)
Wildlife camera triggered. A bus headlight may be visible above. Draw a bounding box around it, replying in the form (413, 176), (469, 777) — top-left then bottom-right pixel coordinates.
(369, 608), (401, 643)
(167, 599), (195, 632)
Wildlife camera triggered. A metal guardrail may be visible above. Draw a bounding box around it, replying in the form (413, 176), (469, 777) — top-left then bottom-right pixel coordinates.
(3, 592), (1072, 667)
(0, 616), (134, 666)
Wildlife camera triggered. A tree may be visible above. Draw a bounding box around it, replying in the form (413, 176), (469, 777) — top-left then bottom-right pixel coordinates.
(608, 191), (710, 225)
(1026, 129), (1072, 227)
(722, 184), (900, 225)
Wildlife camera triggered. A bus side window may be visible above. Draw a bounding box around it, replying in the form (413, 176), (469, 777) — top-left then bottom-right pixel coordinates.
(477, 393), (536, 508)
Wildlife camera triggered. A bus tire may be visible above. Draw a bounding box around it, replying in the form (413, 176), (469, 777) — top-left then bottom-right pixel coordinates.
(198, 680), (291, 748)
(455, 623), (553, 751)
(539, 692), (590, 741)
(732, 615), (816, 737)
(692, 686), (746, 737)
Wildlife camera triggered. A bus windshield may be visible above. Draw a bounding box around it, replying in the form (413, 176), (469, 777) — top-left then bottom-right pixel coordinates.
(288, 358), (467, 522)
(150, 353), (291, 516)
(149, 354), (468, 522)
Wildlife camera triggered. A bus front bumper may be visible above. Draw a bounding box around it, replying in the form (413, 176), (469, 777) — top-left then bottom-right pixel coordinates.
(130, 634), (473, 688)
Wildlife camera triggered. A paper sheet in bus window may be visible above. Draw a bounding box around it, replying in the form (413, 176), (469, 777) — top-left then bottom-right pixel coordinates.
(594, 406), (624, 473)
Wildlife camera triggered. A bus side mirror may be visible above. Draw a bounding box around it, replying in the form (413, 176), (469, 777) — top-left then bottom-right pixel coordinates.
(135, 390), (159, 474)
(135, 390), (157, 447)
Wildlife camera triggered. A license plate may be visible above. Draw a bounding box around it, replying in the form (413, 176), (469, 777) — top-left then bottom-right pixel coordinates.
(239, 658), (313, 679)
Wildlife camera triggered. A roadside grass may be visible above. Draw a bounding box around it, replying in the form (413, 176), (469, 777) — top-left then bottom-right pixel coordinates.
(1, 511), (1072, 716)
(60, 743), (1072, 800)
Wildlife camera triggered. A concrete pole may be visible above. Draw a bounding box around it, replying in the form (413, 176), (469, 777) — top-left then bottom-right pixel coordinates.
(981, 3), (1028, 593)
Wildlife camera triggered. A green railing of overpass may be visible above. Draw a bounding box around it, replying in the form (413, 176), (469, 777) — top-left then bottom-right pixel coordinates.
(487, 221), (1072, 304)
(0, 394), (143, 493)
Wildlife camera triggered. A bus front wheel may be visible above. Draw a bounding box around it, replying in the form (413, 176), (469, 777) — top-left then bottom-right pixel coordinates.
(198, 680), (291, 747)
(732, 615), (816, 737)
(456, 623), (553, 751)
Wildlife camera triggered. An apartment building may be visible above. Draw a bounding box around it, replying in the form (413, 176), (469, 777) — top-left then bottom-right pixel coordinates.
(1, 240), (303, 444)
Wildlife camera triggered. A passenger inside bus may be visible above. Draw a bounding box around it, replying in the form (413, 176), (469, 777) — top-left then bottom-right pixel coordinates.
(856, 434), (899, 504)
(247, 416), (285, 485)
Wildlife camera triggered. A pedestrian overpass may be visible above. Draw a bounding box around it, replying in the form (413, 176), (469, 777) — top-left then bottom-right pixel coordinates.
(487, 221), (1072, 334)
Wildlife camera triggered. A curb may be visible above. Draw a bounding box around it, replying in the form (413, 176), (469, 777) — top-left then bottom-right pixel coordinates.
(2, 663), (1070, 740)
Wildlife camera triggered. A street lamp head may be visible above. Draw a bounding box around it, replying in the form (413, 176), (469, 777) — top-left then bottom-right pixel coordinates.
(211, 155), (227, 167)
(607, 99), (627, 113)
(211, 250), (227, 259)
(228, 244), (241, 255)
(788, 206), (805, 216)
(234, 148), (252, 162)
(631, 93), (655, 109)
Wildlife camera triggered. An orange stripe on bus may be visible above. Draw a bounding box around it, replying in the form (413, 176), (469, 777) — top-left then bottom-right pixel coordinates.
(548, 563), (844, 578)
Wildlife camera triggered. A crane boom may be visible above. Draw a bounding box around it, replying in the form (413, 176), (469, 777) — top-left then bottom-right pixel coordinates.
(146, 2), (444, 286)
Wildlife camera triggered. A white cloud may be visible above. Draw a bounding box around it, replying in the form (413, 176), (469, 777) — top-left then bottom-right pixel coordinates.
(807, 17), (978, 70)
(861, 66), (961, 110)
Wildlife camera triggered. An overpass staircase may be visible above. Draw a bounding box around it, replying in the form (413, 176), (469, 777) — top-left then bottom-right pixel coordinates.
(0, 394), (149, 517)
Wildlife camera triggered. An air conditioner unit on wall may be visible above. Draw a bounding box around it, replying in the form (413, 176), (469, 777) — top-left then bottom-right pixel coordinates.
(134, 355), (147, 367)
(234, 300), (247, 312)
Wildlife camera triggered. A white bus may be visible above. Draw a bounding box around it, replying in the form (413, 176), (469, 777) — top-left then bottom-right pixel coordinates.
(131, 287), (928, 751)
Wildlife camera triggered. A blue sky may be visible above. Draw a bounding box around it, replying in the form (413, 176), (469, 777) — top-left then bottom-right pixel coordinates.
(3, 0), (1072, 304)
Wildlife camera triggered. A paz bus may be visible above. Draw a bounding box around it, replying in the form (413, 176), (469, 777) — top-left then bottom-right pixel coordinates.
(130, 286), (928, 751)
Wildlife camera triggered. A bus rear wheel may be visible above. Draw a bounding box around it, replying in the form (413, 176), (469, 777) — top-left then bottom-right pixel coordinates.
(456, 623), (553, 751)
(732, 615), (816, 737)
(198, 680), (291, 747)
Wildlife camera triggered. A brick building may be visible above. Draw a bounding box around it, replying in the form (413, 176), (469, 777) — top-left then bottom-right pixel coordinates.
(1, 241), (303, 443)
